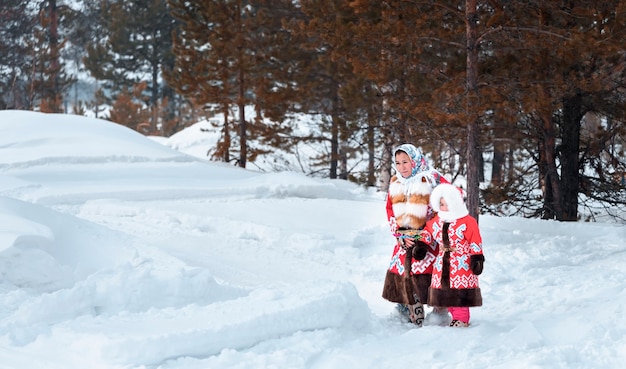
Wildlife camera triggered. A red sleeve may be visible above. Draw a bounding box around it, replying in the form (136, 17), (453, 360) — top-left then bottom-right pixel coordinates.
(418, 217), (437, 245)
(385, 193), (395, 221)
(465, 216), (483, 255)
(386, 193), (399, 235)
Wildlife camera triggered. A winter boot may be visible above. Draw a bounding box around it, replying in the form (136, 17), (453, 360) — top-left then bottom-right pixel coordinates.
(449, 320), (470, 327)
(395, 303), (410, 320)
(408, 302), (425, 327)
(424, 307), (451, 326)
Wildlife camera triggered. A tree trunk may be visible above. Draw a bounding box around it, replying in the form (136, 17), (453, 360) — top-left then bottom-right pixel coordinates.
(465, 0), (481, 220)
(539, 112), (563, 219)
(491, 139), (505, 187)
(379, 134), (393, 192)
(237, 67), (246, 168)
(330, 112), (339, 179)
(222, 106), (230, 162)
(366, 111), (376, 187)
(151, 62), (159, 133)
(507, 144), (514, 183)
(238, 93), (246, 168)
(339, 141), (348, 180)
(329, 87), (340, 179)
(560, 93), (584, 221)
(236, 0), (246, 168)
(538, 137), (552, 219)
(42, 0), (62, 113)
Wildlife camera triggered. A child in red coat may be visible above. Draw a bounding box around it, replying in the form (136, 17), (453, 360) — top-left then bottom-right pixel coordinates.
(418, 183), (485, 327)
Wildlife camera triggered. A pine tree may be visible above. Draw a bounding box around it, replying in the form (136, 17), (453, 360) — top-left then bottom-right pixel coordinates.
(63, 0), (109, 114)
(33, 0), (75, 113)
(482, 1), (626, 220)
(294, 0), (374, 180)
(167, 0), (242, 165)
(0, 0), (36, 109)
(84, 0), (178, 133)
(108, 82), (151, 132)
(167, 0), (302, 168)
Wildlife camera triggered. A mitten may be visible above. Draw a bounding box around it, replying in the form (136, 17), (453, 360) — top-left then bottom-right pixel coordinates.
(470, 254), (485, 275)
(412, 241), (430, 260)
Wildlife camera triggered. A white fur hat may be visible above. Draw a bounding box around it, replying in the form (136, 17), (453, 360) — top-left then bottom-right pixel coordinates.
(430, 183), (469, 222)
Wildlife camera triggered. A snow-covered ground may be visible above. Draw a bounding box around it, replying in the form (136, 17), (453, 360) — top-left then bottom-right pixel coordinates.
(1, 110), (625, 369)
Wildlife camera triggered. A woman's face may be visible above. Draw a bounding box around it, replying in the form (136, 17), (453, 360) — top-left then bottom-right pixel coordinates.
(395, 151), (413, 178)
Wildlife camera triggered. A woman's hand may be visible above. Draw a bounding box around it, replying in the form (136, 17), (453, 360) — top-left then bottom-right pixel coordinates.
(397, 236), (415, 250)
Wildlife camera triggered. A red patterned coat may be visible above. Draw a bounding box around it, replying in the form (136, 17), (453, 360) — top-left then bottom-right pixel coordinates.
(385, 175), (439, 276)
(381, 144), (450, 306)
(381, 169), (447, 304)
(419, 184), (484, 307)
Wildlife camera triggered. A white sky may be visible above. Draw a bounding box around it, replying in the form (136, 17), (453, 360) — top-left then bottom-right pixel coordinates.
(0, 110), (625, 369)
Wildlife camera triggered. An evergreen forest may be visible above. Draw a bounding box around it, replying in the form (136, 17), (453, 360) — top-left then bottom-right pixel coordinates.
(1, 0), (625, 222)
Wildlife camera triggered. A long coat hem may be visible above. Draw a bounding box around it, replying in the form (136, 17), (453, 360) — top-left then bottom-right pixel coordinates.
(382, 271), (431, 305)
(428, 287), (482, 307)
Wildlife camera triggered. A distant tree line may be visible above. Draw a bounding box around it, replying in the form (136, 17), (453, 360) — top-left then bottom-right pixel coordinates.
(1, 0), (625, 222)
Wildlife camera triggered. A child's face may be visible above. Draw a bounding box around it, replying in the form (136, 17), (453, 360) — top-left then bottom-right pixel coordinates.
(439, 198), (449, 211)
(395, 151), (413, 178)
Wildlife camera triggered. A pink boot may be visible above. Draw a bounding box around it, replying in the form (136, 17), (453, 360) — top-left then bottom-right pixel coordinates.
(448, 307), (470, 327)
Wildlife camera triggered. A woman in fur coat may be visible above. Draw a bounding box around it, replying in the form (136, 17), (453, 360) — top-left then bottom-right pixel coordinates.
(419, 183), (485, 327)
(381, 143), (447, 326)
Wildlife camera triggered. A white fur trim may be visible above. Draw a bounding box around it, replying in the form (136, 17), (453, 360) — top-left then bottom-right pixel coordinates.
(393, 202), (407, 215)
(389, 179), (432, 197)
(404, 203), (429, 219)
(405, 178), (434, 195)
(430, 183), (468, 221)
(388, 180), (405, 196)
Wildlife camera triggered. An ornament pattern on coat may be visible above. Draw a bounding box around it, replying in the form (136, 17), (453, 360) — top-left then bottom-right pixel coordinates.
(431, 273), (441, 287)
(412, 253), (436, 274)
(433, 255), (442, 272)
(388, 248), (406, 275)
(454, 255), (470, 272)
(389, 216), (398, 233)
(425, 215), (483, 290)
(450, 274), (479, 289)
(455, 224), (466, 239)
(388, 244), (436, 275)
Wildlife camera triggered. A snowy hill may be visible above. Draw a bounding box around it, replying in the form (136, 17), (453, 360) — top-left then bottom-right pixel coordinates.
(0, 110), (625, 368)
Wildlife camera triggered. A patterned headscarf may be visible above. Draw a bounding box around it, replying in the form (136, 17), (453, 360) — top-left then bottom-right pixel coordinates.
(392, 143), (430, 179)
